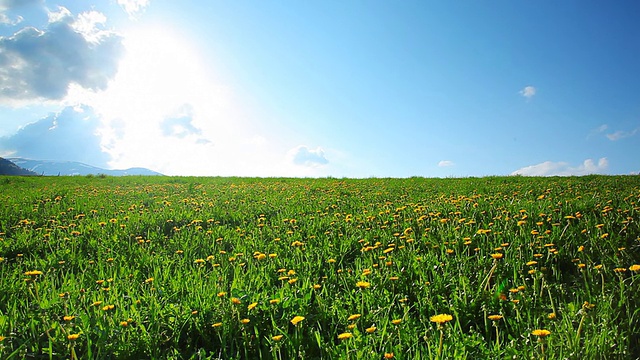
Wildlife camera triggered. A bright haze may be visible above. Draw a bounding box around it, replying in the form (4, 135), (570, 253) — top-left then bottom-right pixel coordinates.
(0, 1), (638, 177)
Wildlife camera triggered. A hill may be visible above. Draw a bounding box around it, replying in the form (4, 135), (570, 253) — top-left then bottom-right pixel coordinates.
(7, 158), (162, 176)
(0, 157), (38, 175)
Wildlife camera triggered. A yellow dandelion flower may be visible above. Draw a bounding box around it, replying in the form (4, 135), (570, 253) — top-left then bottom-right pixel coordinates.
(491, 253), (503, 260)
(526, 261), (538, 266)
(430, 314), (453, 324)
(391, 319), (402, 325)
(548, 313), (556, 320)
(102, 304), (115, 311)
(337, 332), (353, 340)
(212, 322), (222, 328)
(365, 326), (377, 333)
(231, 297), (241, 304)
(269, 298), (280, 304)
(247, 302), (258, 311)
(347, 314), (361, 321)
(384, 353), (395, 359)
(531, 329), (551, 337)
(120, 321), (128, 327)
(63, 315), (75, 322)
(488, 315), (503, 321)
(24, 270), (43, 276)
(291, 316), (305, 326)
(356, 281), (370, 289)
(217, 292), (227, 297)
(272, 335), (284, 341)
(67, 333), (80, 341)
(313, 284), (321, 289)
(629, 264), (640, 272)
(240, 318), (250, 324)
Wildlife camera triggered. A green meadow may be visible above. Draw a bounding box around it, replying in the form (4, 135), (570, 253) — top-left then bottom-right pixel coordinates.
(0, 175), (638, 359)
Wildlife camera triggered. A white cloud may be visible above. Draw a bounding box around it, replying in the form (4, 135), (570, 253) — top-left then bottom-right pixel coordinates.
(117, 0), (150, 18)
(0, 7), (123, 104)
(511, 158), (608, 176)
(438, 160), (454, 167)
(519, 86), (536, 99)
(288, 145), (329, 167)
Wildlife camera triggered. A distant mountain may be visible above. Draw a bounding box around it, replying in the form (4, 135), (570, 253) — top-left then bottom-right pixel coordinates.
(8, 158), (163, 176)
(0, 157), (38, 176)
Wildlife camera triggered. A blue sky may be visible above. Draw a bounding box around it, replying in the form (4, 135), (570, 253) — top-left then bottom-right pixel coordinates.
(0, 0), (638, 177)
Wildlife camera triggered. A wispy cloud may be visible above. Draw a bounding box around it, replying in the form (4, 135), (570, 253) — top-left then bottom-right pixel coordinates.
(117, 0), (150, 18)
(438, 160), (454, 167)
(519, 86), (536, 99)
(288, 145), (329, 167)
(511, 158), (608, 176)
(605, 128), (639, 141)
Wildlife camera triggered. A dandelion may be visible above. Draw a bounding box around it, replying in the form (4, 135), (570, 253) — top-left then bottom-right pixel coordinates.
(365, 326), (377, 333)
(272, 335), (283, 341)
(24, 270), (43, 277)
(491, 253), (503, 260)
(231, 297), (241, 304)
(488, 314), (503, 321)
(337, 332), (353, 340)
(212, 322), (222, 328)
(240, 318), (250, 324)
(63, 315), (75, 322)
(144, 277), (154, 284)
(548, 313), (556, 319)
(430, 314), (453, 325)
(356, 281), (370, 289)
(247, 302), (258, 311)
(348, 314), (361, 321)
(67, 333), (80, 341)
(532, 329), (551, 337)
(290, 316), (305, 326)
(391, 319), (402, 325)
(269, 299), (280, 304)
(629, 264), (640, 272)
(384, 353), (394, 359)
(102, 304), (115, 311)
(313, 284), (321, 289)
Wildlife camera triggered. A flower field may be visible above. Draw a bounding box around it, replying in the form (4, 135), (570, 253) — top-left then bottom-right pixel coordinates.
(0, 175), (639, 359)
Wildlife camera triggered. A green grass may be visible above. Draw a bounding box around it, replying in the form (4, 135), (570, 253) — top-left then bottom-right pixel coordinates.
(0, 175), (639, 359)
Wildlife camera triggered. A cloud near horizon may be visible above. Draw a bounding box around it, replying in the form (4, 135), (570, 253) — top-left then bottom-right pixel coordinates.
(0, 5), (123, 104)
(0, 105), (111, 167)
(288, 145), (329, 167)
(511, 158), (608, 176)
(438, 160), (454, 167)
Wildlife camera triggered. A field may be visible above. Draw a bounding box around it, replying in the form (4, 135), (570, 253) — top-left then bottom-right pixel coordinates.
(0, 175), (639, 359)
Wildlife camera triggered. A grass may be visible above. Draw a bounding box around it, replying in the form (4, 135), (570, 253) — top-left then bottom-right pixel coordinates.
(0, 175), (638, 359)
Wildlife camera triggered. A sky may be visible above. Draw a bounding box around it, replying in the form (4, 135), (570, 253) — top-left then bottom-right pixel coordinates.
(0, 0), (639, 177)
